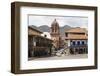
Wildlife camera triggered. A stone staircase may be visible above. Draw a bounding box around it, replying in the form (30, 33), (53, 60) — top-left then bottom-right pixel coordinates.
(56, 47), (70, 57)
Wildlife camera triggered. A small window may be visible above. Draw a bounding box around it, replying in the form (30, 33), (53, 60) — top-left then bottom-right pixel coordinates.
(77, 41), (80, 45)
(82, 41), (85, 45)
(65, 33), (68, 37)
(72, 41), (75, 45)
(52, 27), (54, 32)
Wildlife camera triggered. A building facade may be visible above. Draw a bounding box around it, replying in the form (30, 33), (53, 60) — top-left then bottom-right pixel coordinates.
(28, 26), (53, 58)
(65, 27), (88, 54)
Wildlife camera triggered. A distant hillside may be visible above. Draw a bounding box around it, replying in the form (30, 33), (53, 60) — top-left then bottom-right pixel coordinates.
(60, 25), (72, 36)
(38, 25), (50, 32)
(29, 25), (72, 36)
(30, 25), (40, 31)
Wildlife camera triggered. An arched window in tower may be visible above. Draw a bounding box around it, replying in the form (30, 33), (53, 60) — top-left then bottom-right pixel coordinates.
(52, 26), (54, 32)
(55, 24), (57, 33)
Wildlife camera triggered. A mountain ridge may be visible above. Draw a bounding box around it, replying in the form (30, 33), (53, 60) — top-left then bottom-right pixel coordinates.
(29, 25), (72, 36)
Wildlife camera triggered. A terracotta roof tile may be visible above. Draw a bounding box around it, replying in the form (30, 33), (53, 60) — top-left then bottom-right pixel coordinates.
(65, 27), (87, 33)
(65, 27), (88, 40)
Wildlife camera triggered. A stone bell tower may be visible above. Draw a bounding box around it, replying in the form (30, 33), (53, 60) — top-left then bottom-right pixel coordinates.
(50, 19), (60, 49)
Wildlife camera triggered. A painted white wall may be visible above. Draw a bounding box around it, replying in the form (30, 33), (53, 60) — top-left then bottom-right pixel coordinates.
(0, 0), (100, 76)
(41, 32), (51, 39)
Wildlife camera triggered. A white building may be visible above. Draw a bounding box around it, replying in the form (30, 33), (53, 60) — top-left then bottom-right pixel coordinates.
(41, 32), (51, 39)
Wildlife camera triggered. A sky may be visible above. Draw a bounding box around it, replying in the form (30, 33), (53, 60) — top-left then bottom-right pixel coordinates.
(28, 15), (88, 28)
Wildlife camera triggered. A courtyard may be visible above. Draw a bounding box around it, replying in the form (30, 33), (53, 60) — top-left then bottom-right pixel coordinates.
(28, 54), (88, 61)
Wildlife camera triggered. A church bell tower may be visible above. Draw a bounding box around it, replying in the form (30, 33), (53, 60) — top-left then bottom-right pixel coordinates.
(50, 19), (60, 49)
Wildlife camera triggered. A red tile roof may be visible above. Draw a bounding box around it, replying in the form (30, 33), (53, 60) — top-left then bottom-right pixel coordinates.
(65, 27), (88, 40)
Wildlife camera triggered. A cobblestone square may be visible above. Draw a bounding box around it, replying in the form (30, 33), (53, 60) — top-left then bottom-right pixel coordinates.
(29, 54), (88, 61)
